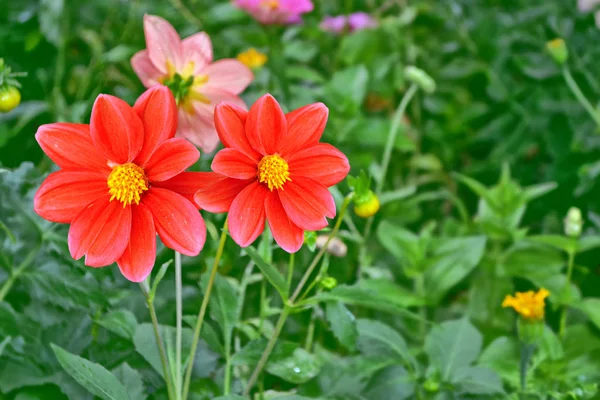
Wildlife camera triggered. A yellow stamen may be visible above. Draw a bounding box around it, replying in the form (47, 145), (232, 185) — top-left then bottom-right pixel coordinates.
(502, 288), (550, 321)
(262, 0), (279, 10)
(107, 163), (149, 207)
(237, 48), (268, 70)
(258, 154), (291, 191)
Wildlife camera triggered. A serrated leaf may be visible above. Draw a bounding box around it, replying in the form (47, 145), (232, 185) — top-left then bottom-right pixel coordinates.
(96, 310), (137, 341)
(424, 318), (482, 382)
(356, 319), (412, 366)
(363, 365), (414, 400)
(325, 302), (357, 351)
(51, 344), (130, 400)
(183, 315), (224, 356)
(244, 246), (288, 301)
(111, 363), (146, 400)
(266, 348), (321, 384)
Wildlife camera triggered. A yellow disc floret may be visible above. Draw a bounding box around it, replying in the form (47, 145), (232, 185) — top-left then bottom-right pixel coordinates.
(502, 288), (550, 321)
(107, 163), (149, 206)
(262, 0), (279, 10)
(258, 154), (291, 191)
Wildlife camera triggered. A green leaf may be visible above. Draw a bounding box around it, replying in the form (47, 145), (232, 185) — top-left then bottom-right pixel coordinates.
(231, 339), (295, 368)
(0, 336), (10, 358)
(501, 241), (564, 280)
(213, 396), (246, 400)
(424, 236), (487, 303)
(183, 315), (224, 356)
(379, 186), (417, 206)
(51, 344), (130, 400)
(424, 318), (482, 381)
(356, 319), (413, 366)
(578, 235), (600, 253)
(202, 273), (238, 346)
(266, 348), (322, 384)
(523, 182), (557, 200)
(452, 366), (504, 395)
(479, 337), (520, 384)
(325, 302), (357, 351)
(376, 221), (422, 270)
(324, 66), (369, 114)
(111, 363), (146, 400)
(244, 246), (288, 301)
(577, 298), (600, 331)
(286, 65), (326, 84)
(39, 0), (64, 46)
(96, 310), (137, 341)
(527, 235), (577, 254)
(363, 365), (415, 400)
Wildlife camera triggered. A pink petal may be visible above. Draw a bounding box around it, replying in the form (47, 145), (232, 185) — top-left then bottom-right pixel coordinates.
(278, 176), (335, 231)
(214, 103), (260, 161)
(90, 94), (144, 164)
(279, 103), (328, 157)
(177, 108), (220, 153)
(133, 85), (178, 166)
(245, 94), (287, 155)
(212, 148), (257, 180)
(144, 138), (199, 182)
(203, 59), (254, 95)
(36, 123), (110, 172)
(287, 143), (350, 187)
(193, 172), (252, 213)
(34, 170), (109, 224)
(181, 32), (213, 73)
(131, 50), (163, 88)
(117, 204), (157, 282)
(142, 188), (206, 256)
(153, 171), (209, 208)
(68, 197), (132, 267)
(143, 14), (183, 73)
(265, 191), (304, 253)
(228, 182), (268, 247)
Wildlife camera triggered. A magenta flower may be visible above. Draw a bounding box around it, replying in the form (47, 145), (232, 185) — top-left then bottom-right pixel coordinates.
(233, 0), (314, 25)
(348, 12), (377, 32)
(320, 15), (346, 34)
(131, 15), (253, 153)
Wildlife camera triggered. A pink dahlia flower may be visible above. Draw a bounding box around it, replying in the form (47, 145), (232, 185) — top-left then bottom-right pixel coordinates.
(320, 15), (346, 34)
(348, 12), (377, 31)
(233, 0), (314, 25)
(131, 15), (253, 153)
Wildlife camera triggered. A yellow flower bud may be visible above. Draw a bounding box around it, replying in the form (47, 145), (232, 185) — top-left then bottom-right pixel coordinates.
(546, 38), (568, 65)
(0, 86), (21, 113)
(354, 190), (380, 218)
(502, 288), (550, 321)
(237, 48), (268, 70)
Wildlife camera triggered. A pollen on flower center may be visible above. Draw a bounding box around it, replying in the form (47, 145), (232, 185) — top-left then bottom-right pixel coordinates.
(257, 154), (291, 191)
(107, 163), (149, 206)
(262, 0), (279, 10)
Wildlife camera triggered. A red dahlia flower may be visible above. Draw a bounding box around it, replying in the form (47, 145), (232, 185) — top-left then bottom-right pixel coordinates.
(194, 94), (350, 253)
(34, 86), (206, 282)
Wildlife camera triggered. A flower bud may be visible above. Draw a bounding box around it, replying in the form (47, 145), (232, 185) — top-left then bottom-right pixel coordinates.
(0, 86), (21, 113)
(404, 66), (436, 93)
(546, 38), (568, 65)
(564, 207), (583, 238)
(315, 235), (347, 257)
(237, 48), (268, 70)
(319, 276), (337, 290)
(354, 190), (380, 218)
(517, 318), (544, 344)
(423, 379), (440, 393)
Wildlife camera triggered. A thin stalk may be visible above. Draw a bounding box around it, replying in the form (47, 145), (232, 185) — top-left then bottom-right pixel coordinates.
(182, 220), (228, 400)
(140, 282), (176, 400)
(287, 252), (295, 290)
(175, 252), (183, 399)
(304, 311), (316, 351)
(0, 246), (39, 302)
(168, 0), (202, 28)
(562, 66), (600, 126)
(244, 197), (352, 395)
(559, 249), (576, 339)
(224, 343), (232, 395)
(519, 343), (536, 399)
(414, 274), (426, 340)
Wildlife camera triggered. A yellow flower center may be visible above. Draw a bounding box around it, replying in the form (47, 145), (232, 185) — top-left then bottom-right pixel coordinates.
(257, 154), (291, 191)
(107, 163), (149, 206)
(262, 0), (279, 10)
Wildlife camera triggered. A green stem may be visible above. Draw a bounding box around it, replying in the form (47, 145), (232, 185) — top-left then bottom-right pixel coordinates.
(562, 66), (600, 126)
(174, 252), (183, 399)
(519, 343), (536, 398)
(287, 252), (295, 290)
(140, 282), (176, 400)
(559, 249), (576, 339)
(182, 220), (228, 400)
(0, 247), (39, 302)
(415, 274), (426, 340)
(243, 197), (352, 395)
(224, 344), (232, 395)
(304, 311), (316, 351)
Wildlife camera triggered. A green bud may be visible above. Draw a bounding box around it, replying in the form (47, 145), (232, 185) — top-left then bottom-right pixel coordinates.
(423, 379), (440, 392)
(354, 190), (380, 218)
(404, 66), (436, 93)
(320, 276), (337, 290)
(546, 38), (568, 65)
(564, 207), (583, 238)
(517, 318), (544, 344)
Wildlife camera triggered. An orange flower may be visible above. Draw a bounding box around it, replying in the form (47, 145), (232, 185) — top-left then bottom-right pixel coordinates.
(502, 288), (550, 321)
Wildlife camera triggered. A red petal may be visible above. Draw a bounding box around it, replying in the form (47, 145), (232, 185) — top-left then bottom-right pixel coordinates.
(245, 94), (287, 155)
(214, 103), (260, 161)
(279, 103), (328, 157)
(228, 182), (268, 247)
(193, 172), (251, 213)
(212, 148), (257, 180)
(117, 204), (157, 282)
(279, 177), (335, 231)
(36, 123), (109, 172)
(90, 94), (144, 164)
(287, 143), (350, 187)
(134, 85), (178, 166)
(144, 138), (199, 182)
(265, 191), (304, 253)
(142, 188), (206, 256)
(68, 197), (132, 267)
(34, 170), (109, 223)
(153, 171), (207, 207)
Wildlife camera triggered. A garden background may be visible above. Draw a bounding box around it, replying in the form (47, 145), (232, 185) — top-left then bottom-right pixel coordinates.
(2, 0), (600, 399)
